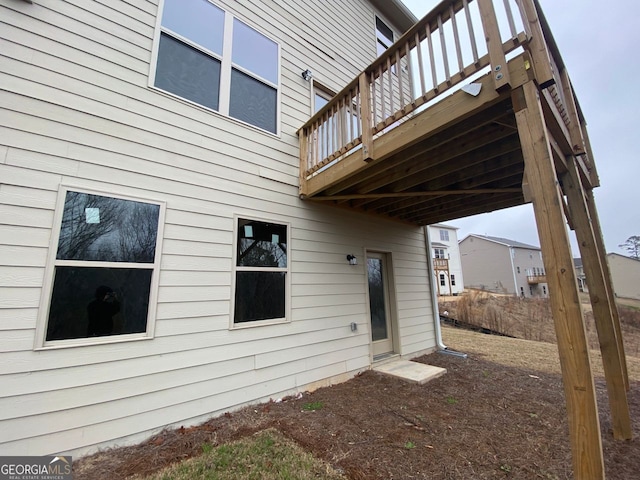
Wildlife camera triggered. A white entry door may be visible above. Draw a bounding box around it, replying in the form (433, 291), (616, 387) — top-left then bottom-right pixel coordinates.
(367, 252), (394, 357)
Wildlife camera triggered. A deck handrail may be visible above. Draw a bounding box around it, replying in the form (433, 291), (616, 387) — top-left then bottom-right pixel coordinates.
(298, 0), (584, 195)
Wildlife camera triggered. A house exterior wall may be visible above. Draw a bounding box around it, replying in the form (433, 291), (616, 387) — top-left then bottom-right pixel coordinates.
(427, 224), (464, 295)
(459, 237), (515, 294)
(0, 0), (435, 457)
(511, 247), (548, 298)
(607, 253), (640, 300)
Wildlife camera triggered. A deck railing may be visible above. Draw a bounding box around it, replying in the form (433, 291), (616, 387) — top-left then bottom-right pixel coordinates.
(298, 0), (586, 195)
(433, 258), (450, 270)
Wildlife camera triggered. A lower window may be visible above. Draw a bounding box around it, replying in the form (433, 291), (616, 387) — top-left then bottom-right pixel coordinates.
(46, 267), (153, 340)
(40, 188), (164, 345)
(233, 218), (288, 324)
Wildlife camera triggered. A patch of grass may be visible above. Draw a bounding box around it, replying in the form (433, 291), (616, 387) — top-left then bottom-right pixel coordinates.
(201, 442), (213, 454)
(445, 396), (457, 405)
(302, 401), (324, 411)
(404, 441), (416, 450)
(138, 429), (345, 480)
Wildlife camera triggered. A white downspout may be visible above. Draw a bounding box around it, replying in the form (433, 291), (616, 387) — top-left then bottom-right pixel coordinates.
(425, 227), (447, 350)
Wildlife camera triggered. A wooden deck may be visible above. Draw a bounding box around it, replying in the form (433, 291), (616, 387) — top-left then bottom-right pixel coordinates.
(298, 1), (630, 478)
(298, 0), (596, 226)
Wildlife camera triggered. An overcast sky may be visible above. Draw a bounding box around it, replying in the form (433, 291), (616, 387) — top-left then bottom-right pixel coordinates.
(401, 0), (640, 255)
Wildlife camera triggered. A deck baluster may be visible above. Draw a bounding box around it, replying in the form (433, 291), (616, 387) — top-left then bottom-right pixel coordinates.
(463, 0), (480, 64)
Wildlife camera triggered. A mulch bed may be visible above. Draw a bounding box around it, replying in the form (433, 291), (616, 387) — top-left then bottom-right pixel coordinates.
(74, 352), (639, 479)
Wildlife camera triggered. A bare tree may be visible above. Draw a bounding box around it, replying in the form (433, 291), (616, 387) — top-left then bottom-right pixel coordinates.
(619, 235), (640, 260)
(57, 192), (123, 260)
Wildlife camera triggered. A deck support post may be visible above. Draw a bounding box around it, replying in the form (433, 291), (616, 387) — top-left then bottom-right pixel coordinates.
(478, 0), (511, 91)
(513, 80), (605, 479)
(359, 72), (374, 162)
(584, 185), (629, 390)
(563, 156), (632, 440)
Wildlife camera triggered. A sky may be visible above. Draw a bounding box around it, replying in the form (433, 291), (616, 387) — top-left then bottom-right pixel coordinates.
(401, 0), (640, 256)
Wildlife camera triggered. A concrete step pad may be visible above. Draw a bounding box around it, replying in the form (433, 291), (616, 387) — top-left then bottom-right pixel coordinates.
(373, 360), (446, 385)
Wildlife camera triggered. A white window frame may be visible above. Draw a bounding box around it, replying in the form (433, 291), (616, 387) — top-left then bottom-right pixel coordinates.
(230, 215), (291, 329)
(375, 15), (397, 75)
(149, 0), (281, 136)
(375, 15), (394, 55)
(34, 185), (166, 349)
(312, 83), (335, 114)
(450, 274), (456, 286)
(439, 229), (450, 241)
(434, 248), (445, 259)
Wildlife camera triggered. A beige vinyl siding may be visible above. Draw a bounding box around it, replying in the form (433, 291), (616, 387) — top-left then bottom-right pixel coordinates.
(0, 0), (433, 456)
(607, 254), (640, 300)
(459, 237), (515, 294)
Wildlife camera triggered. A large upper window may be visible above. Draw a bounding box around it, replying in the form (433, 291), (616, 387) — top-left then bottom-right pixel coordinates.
(233, 218), (289, 325)
(439, 229), (450, 241)
(39, 188), (164, 345)
(154, 0), (279, 134)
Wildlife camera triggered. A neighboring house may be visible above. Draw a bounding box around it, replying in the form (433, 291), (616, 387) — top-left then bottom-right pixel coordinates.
(0, 0), (438, 456)
(607, 254), (640, 300)
(459, 235), (549, 298)
(574, 258), (587, 292)
(576, 254), (640, 300)
(427, 224), (464, 296)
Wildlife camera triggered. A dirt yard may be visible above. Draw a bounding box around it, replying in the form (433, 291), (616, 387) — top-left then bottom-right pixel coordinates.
(74, 326), (640, 480)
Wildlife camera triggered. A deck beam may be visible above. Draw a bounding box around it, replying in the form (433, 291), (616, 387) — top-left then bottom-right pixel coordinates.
(513, 80), (605, 479)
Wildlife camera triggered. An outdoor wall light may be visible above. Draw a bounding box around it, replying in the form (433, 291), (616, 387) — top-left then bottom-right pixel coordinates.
(347, 254), (357, 265)
(301, 69), (313, 81)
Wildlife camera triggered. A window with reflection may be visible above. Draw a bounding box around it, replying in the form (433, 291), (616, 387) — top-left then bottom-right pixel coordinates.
(154, 0), (279, 134)
(43, 189), (164, 343)
(233, 218), (288, 324)
(375, 16), (394, 57)
(375, 16), (396, 74)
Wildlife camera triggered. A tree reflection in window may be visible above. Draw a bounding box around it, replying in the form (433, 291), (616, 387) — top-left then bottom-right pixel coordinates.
(57, 191), (159, 263)
(367, 257), (387, 341)
(234, 219), (288, 323)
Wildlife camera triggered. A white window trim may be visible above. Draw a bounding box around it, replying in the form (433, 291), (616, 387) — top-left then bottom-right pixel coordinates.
(374, 15), (394, 51)
(374, 14), (398, 76)
(229, 214), (291, 329)
(311, 82), (336, 116)
(149, 0), (282, 137)
(34, 185), (166, 350)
